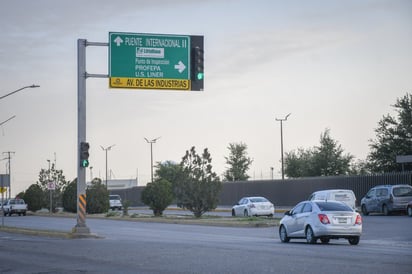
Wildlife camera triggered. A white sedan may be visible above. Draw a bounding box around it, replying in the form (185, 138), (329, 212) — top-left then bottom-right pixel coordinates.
(232, 196), (274, 217)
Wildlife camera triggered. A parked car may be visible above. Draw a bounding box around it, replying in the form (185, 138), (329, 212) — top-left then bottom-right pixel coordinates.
(232, 196), (274, 217)
(279, 200), (362, 245)
(2, 198), (28, 216)
(109, 195), (122, 210)
(407, 200), (412, 217)
(360, 184), (412, 216)
(309, 189), (357, 210)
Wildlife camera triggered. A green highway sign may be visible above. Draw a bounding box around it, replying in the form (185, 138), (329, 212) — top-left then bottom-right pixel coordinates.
(109, 32), (191, 90)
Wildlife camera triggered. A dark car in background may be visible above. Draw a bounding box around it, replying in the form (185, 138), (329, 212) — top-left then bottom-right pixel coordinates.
(361, 184), (412, 216)
(407, 200), (412, 217)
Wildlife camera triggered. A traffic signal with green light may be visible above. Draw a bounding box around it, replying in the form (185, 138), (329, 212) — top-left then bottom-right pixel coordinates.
(190, 35), (204, 91)
(80, 142), (90, 168)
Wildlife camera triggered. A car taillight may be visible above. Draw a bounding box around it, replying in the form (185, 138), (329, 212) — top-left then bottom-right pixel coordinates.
(355, 214), (362, 225)
(318, 214), (330, 224)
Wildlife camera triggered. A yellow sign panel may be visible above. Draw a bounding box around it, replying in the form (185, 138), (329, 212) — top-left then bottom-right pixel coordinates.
(110, 77), (190, 91)
(0, 187), (7, 193)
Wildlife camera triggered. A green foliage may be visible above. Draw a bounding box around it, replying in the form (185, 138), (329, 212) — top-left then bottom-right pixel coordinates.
(176, 146), (222, 218)
(285, 129), (353, 178)
(122, 199), (131, 216)
(62, 179), (77, 213)
(23, 184), (45, 211)
(36, 163), (69, 211)
(86, 180), (109, 214)
(223, 142), (253, 181)
(155, 161), (183, 191)
(368, 93), (412, 172)
(141, 179), (174, 216)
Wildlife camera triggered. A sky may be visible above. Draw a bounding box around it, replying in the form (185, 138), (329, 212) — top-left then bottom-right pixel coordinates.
(1, 0), (411, 196)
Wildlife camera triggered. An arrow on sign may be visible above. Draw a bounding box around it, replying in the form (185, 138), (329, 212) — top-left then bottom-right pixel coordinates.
(114, 36), (123, 46)
(174, 61), (186, 73)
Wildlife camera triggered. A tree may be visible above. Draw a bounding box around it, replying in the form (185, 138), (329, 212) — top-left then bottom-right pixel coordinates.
(62, 179), (77, 213)
(154, 160), (183, 191)
(368, 93), (412, 172)
(223, 142), (253, 181)
(36, 163), (69, 211)
(86, 179), (109, 214)
(141, 178), (174, 216)
(176, 146), (222, 218)
(284, 129), (353, 177)
(22, 184), (45, 212)
(312, 129), (353, 176)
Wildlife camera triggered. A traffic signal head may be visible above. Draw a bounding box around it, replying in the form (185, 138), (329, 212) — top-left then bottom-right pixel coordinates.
(194, 46), (204, 81)
(190, 35), (204, 91)
(80, 142), (90, 168)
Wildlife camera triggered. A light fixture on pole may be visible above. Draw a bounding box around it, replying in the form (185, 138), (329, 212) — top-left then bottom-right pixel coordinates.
(0, 85), (40, 100)
(275, 113), (291, 180)
(100, 144), (115, 189)
(144, 137), (161, 183)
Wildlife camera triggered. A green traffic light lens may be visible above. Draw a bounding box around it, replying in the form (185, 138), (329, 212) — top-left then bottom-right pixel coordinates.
(197, 72), (204, 80)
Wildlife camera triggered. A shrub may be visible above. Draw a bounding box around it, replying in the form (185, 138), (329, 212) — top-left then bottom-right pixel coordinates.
(141, 179), (174, 216)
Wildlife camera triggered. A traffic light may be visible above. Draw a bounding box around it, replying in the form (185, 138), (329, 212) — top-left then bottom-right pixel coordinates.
(80, 142), (90, 168)
(190, 35), (204, 91)
(194, 46), (204, 81)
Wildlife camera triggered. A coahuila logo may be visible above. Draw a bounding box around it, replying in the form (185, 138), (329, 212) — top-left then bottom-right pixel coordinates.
(136, 47), (165, 58)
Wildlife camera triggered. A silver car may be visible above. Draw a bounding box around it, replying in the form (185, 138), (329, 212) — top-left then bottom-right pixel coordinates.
(279, 201), (362, 245)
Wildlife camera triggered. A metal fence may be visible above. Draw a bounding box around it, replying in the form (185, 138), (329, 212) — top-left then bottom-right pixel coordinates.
(112, 172), (412, 207)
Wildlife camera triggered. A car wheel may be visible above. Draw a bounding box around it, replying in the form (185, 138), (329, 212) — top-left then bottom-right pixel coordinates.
(243, 209), (249, 217)
(305, 226), (317, 244)
(23, 212), (26, 216)
(348, 236), (360, 245)
(320, 237), (330, 244)
(408, 206), (412, 217)
(279, 225), (290, 243)
(361, 205), (369, 216)
(382, 204), (389, 216)
(231, 209), (236, 217)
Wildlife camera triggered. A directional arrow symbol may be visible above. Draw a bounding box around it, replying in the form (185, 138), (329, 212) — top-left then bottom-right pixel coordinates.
(114, 36), (123, 46)
(174, 61), (186, 73)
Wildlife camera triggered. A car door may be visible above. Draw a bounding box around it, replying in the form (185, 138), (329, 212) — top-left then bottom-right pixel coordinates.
(235, 198), (246, 215)
(364, 189), (378, 212)
(287, 203), (305, 237)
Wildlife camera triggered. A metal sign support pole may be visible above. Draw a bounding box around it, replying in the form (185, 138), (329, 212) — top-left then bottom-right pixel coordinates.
(72, 39), (108, 235)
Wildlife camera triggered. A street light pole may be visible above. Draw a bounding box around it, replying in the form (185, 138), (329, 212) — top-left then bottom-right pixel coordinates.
(100, 145), (115, 189)
(0, 85), (40, 100)
(144, 137), (161, 183)
(275, 113), (291, 180)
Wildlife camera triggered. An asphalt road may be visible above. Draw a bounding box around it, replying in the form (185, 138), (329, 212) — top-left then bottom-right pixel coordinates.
(0, 214), (410, 273)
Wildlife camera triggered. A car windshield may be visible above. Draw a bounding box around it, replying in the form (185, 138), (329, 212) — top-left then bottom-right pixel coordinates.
(315, 202), (352, 212)
(110, 195), (120, 200)
(250, 197), (268, 203)
(393, 186), (412, 197)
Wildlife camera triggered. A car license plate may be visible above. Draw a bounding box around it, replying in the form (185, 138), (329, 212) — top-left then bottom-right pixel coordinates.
(338, 218), (347, 224)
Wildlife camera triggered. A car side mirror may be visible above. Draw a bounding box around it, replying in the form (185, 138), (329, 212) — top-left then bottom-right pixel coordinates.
(284, 210), (291, 216)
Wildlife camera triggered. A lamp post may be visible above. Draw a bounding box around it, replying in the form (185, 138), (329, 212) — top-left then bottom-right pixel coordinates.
(144, 137), (161, 183)
(100, 145), (115, 189)
(275, 113), (291, 180)
(0, 85), (40, 100)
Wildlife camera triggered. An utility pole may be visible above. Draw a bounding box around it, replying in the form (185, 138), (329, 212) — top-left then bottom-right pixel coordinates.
(275, 113), (291, 180)
(2, 152), (15, 199)
(144, 137), (161, 183)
